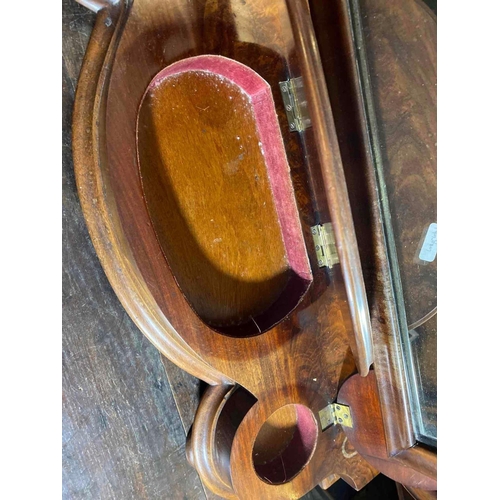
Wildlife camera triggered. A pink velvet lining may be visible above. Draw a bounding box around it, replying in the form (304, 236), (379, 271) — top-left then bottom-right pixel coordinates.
(145, 55), (312, 283)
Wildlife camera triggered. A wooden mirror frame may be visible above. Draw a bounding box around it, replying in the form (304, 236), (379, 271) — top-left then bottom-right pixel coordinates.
(308, 0), (437, 488)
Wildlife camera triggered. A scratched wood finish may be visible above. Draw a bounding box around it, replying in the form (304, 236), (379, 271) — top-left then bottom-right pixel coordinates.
(63, 2), (210, 498)
(139, 70), (290, 331)
(71, 0), (379, 497)
(353, 0), (437, 458)
(188, 383), (378, 497)
(401, 485), (437, 500)
(310, 0), (437, 463)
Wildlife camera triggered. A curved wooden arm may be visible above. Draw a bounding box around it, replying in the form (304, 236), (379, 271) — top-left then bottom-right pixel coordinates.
(285, 0), (373, 376)
(72, 0), (230, 385)
(186, 385), (239, 499)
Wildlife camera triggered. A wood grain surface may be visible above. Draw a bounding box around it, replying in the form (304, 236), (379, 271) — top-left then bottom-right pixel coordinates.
(137, 57), (311, 335)
(70, 0), (380, 497)
(286, 0), (374, 376)
(63, 1), (346, 498)
(359, 0), (437, 328)
(65, 0), (436, 497)
(63, 1), (215, 498)
(337, 372), (437, 491)
(353, 0), (437, 455)
(310, 0), (437, 459)
(140, 67), (292, 331)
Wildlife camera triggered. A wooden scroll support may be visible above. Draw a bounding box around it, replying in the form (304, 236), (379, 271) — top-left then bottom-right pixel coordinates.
(185, 385), (255, 499)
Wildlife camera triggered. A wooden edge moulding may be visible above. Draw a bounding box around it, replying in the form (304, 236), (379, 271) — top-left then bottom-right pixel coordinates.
(71, 0), (437, 498)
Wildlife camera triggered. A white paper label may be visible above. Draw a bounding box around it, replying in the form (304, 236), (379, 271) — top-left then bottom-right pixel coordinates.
(419, 223), (437, 262)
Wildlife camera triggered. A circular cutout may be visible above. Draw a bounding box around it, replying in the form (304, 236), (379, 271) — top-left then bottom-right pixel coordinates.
(252, 404), (317, 485)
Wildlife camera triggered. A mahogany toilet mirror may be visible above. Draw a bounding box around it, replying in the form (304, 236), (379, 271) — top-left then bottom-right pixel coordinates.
(70, 0), (437, 498)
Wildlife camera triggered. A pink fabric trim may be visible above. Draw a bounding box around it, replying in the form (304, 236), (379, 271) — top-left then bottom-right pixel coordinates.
(145, 55), (312, 283)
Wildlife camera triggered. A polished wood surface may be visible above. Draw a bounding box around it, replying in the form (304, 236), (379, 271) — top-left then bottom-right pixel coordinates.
(185, 384), (378, 498)
(71, 0), (378, 497)
(72, 0), (229, 386)
(286, 0), (374, 376)
(354, 0), (437, 455)
(396, 446), (437, 485)
(139, 68), (291, 331)
(74, 0), (373, 381)
(338, 372), (436, 491)
(310, 0), (437, 459)
(63, 2), (213, 497)
(137, 56), (311, 335)
(359, 0), (437, 329)
(64, 4), (343, 498)
(186, 385), (249, 499)
(69, 0), (436, 497)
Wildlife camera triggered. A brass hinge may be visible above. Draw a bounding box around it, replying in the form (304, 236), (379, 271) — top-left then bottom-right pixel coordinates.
(319, 403), (353, 431)
(311, 223), (339, 268)
(279, 77), (311, 132)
